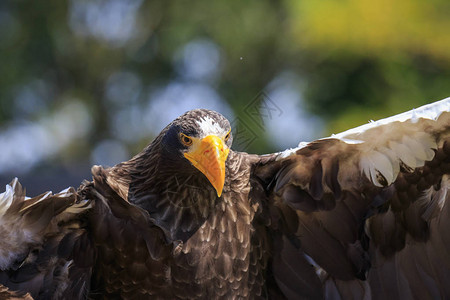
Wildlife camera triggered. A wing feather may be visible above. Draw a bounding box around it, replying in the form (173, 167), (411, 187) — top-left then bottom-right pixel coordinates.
(255, 98), (450, 298)
(77, 165), (173, 298)
(0, 179), (93, 299)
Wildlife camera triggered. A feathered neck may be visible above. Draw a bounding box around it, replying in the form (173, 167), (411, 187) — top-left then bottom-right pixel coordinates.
(105, 133), (221, 242)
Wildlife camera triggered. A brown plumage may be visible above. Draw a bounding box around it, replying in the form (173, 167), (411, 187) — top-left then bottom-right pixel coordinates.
(0, 284), (32, 300)
(0, 99), (449, 299)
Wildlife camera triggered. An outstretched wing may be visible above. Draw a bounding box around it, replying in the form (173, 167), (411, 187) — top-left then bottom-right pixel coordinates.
(78, 166), (173, 299)
(253, 98), (450, 299)
(0, 179), (93, 300)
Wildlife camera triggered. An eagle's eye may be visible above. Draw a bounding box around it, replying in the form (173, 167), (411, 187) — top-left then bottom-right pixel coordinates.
(224, 130), (231, 141)
(180, 133), (193, 146)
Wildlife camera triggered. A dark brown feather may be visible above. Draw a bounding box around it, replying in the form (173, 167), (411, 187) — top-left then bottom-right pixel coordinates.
(253, 106), (450, 299)
(0, 180), (93, 300)
(0, 104), (448, 299)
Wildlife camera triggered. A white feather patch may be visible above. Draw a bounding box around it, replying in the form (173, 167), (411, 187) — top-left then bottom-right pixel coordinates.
(196, 116), (225, 137)
(0, 181), (88, 270)
(437, 175), (449, 212)
(0, 180), (39, 269)
(277, 147), (299, 160)
(419, 175), (449, 221)
(352, 99), (445, 185)
(274, 99), (447, 186)
(360, 150), (395, 187)
(303, 253), (327, 278)
(0, 179), (17, 216)
(359, 133), (438, 186)
(415, 133), (438, 161)
(388, 141), (418, 169)
(334, 138), (364, 144)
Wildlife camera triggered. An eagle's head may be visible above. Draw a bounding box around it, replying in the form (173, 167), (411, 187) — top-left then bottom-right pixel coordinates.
(160, 109), (233, 197)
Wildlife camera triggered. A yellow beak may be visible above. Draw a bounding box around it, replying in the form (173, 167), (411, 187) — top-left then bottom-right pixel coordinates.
(184, 135), (229, 197)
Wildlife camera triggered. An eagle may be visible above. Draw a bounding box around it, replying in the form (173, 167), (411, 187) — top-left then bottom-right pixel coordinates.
(0, 98), (449, 299)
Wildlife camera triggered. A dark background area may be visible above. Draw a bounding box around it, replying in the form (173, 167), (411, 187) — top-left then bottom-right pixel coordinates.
(1, 0), (449, 195)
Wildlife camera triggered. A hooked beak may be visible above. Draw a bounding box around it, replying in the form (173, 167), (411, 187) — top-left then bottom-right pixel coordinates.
(184, 135), (229, 197)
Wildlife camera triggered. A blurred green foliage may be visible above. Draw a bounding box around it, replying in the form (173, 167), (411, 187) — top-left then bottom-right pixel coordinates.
(288, 0), (450, 130)
(0, 0), (449, 193)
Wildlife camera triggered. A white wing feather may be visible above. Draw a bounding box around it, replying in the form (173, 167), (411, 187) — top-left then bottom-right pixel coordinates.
(278, 97), (450, 186)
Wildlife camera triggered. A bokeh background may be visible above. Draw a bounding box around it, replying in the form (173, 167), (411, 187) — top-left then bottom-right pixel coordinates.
(1, 0), (450, 195)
